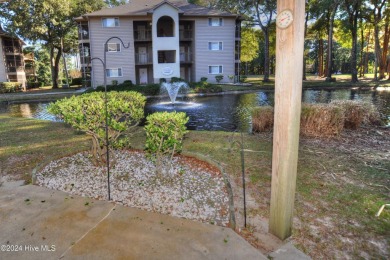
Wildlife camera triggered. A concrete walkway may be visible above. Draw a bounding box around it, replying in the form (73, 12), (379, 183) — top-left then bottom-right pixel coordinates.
(0, 182), (267, 260)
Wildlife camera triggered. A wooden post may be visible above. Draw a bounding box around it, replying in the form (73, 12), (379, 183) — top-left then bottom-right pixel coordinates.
(269, 0), (305, 240)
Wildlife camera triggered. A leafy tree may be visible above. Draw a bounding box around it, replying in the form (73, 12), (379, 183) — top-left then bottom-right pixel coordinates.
(0, 0), (105, 88)
(364, 0), (388, 80)
(104, 0), (128, 7)
(48, 91), (146, 165)
(241, 27), (260, 74)
(343, 0), (363, 83)
(251, 0), (277, 82)
(324, 0), (341, 82)
(23, 45), (52, 85)
(383, 6), (390, 80)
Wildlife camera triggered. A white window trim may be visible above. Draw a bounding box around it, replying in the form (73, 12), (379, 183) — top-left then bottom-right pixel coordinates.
(208, 17), (223, 26)
(106, 43), (121, 52)
(208, 41), (223, 51)
(106, 68), (123, 78)
(102, 17), (120, 27)
(208, 65), (223, 74)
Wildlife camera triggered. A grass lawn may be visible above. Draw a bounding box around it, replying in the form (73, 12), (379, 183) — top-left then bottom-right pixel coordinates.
(0, 115), (90, 183)
(0, 85), (83, 103)
(0, 114), (388, 258)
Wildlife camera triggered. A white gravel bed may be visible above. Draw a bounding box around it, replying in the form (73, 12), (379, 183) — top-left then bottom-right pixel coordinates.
(36, 150), (229, 226)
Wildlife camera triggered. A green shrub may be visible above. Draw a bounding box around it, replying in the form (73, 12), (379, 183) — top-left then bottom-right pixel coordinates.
(123, 80), (133, 86)
(228, 75), (234, 82)
(252, 106), (274, 132)
(171, 77), (185, 83)
(215, 75), (224, 83)
(191, 81), (222, 93)
(48, 91), (146, 165)
(159, 78), (166, 84)
(129, 84), (161, 95)
(111, 80), (118, 86)
(85, 83), (160, 96)
(240, 75), (247, 82)
(0, 82), (22, 93)
(71, 77), (83, 86)
(145, 111), (189, 160)
(27, 82), (41, 89)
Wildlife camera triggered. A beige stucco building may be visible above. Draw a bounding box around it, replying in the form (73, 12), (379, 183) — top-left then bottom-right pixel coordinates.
(76, 0), (241, 86)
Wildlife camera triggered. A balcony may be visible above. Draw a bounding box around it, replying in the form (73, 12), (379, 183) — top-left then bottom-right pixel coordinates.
(179, 29), (192, 40)
(3, 46), (22, 54)
(180, 52), (192, 63)
(135, 53), (153, 65)
(80, 56), (91, 65)
(7, 66), (24, 73)
(134, 30), (152, 41)
(78, 31), (90, 41)
(25, 68), (36, 75)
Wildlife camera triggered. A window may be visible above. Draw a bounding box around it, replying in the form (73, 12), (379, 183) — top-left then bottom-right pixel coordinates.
(106, 68), (122, 77)
(208, 65), (223, 74)
(106, 43), (120, 52)
(208, 42), (223, 51)
(102, 18), (119, 27)
(208, 18), (223, 26)
(158, 50), (176, 63)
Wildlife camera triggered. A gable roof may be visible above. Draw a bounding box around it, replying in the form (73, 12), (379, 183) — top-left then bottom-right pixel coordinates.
(76, 0), (237, 20)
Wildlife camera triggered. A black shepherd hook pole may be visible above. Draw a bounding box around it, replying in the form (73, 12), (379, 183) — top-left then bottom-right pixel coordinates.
(240, 131), (247, 228)
(90, 37), (130, 201)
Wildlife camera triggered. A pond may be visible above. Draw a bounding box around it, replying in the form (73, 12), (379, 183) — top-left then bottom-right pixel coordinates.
(1, 88), (389, 131)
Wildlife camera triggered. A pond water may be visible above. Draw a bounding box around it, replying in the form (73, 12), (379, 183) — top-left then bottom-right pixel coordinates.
(1, 88), (389, 131)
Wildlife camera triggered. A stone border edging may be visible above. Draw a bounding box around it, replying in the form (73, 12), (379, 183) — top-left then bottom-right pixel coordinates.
(31, 156), (55, 185)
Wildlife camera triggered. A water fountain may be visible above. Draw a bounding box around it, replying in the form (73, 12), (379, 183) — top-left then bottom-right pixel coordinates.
(150, 81), (202, 111)
(161, 81), (188, 104)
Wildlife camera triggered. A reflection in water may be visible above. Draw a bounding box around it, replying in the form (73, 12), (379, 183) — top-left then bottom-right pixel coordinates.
(6, 102), (60, 122)
(2, 88), (390, 131)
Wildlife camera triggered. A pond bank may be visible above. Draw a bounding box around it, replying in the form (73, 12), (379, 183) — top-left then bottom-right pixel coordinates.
(2, 80), (389, 104)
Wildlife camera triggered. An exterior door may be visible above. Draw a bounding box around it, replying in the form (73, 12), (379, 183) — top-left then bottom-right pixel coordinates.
(139, 68), (148, 84)
(180, 67), (185, 79)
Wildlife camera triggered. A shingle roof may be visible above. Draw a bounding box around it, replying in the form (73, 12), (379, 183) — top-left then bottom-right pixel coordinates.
(76, 0), (237, 20)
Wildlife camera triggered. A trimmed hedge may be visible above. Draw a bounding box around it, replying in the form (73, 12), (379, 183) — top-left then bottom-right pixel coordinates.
(86, 82), (161, 96)
(145, 111), (189, 157)
(71, 77), (83, 86)
(27, 82), (41, 89)
(0, 82), (22, 93)
(48, 91), (146, 165)
(189, 81), (223, 93)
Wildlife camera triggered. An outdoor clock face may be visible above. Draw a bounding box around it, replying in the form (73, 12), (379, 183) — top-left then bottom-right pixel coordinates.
(276, 9), (294, 29)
